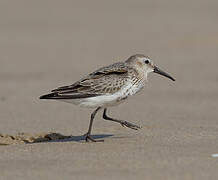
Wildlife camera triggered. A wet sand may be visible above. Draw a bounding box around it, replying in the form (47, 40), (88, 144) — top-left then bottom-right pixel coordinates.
(1, 0), (218, 179)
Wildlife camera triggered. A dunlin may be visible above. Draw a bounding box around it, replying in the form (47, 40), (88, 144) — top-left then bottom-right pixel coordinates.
(40, 54), (175, 142)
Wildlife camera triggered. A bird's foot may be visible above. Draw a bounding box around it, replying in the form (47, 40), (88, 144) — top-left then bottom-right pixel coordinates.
(84, 133), (104, 142)
(120, 121), (141, 130)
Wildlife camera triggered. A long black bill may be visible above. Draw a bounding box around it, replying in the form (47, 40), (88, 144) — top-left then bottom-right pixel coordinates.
(153, 66), (175, 81)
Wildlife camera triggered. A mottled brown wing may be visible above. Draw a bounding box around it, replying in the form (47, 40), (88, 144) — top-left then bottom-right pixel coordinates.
(47, 62), (131, 99)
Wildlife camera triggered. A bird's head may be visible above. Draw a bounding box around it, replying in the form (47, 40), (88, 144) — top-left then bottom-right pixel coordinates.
(126, 54), (175, 81)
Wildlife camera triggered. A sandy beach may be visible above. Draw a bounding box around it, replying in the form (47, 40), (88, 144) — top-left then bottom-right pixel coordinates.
(1, 0), (218, 179)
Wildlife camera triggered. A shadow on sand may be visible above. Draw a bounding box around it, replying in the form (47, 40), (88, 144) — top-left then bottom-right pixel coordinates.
(25, 133), (115, 144)
(30, 133), (114, 144)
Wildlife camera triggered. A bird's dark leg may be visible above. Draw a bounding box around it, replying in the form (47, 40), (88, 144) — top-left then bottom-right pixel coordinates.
(84, 107), (103, 142)
(103, 108), (141, 130)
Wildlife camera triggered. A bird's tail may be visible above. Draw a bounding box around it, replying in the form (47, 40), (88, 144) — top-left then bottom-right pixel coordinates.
(39, 93), (58, 99)
(39, 92), (101, 100)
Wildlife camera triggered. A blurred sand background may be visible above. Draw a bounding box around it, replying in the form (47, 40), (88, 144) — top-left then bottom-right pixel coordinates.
(0, 0), (218, 179)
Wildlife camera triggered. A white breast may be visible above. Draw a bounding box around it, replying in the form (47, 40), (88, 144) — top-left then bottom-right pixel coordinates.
(124, 78), (145, 96)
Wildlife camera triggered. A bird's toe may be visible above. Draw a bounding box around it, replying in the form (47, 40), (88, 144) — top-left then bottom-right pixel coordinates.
(121, 121), (141, 130)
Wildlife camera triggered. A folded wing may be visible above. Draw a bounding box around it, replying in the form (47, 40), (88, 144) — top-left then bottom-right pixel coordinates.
(40, 62), (131, 99)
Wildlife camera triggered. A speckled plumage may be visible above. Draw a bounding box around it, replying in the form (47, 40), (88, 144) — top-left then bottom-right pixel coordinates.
(40, 55), (149, 108)
(52, 62), (133, 96)
(40, 54), (175, 142)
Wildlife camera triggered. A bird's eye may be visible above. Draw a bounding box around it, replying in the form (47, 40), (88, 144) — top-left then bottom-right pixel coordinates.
(144, 60), (149, 64)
